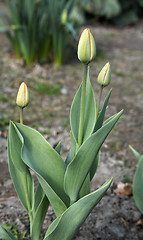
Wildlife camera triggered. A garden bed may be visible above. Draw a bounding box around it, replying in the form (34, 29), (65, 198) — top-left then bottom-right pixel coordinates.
(1, 9), (143, 239)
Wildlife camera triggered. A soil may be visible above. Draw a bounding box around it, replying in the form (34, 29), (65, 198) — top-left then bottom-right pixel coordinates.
(0, 3), (143, 239)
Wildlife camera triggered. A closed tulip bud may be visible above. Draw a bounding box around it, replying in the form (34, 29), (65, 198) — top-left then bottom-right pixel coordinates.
(78, 28), (96, 64)
(16, 82), (29, 108)
(61, 10), (67, 24)
(97, 62), (111, 87)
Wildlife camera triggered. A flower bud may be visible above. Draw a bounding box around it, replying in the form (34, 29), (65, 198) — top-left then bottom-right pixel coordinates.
(97, 62), (111, 87)
(78, 28), (96, 64)
(16, 82), (29, 108)
(61, 10), (67, 24)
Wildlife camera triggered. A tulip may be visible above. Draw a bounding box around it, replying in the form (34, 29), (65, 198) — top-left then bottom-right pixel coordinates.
(78, 28), (96, 64)
(97, 62), (111, 87)
(16, 82), (29, 108)
(61, 10), (67, 24)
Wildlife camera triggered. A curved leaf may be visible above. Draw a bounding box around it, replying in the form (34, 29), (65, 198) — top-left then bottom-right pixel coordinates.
(44, 177), (113, 240)
(37, 174), (67, 216)
(55, 141), (62, 155)
(15, 122), (68, 204)
(65, 131), (77, 165)
(9, 121), (27, 173)
(94, 88), (112, 132)
(8, 135), (34, 213)
(70, 66), (96, 144)
(13, 122), (69, 215)
(64, 110), (123, 202)
(133, 156), (143, 214)
(32, 194), (49, 240)
(129, 145), (141, 161)
(90, 152), (100, 180)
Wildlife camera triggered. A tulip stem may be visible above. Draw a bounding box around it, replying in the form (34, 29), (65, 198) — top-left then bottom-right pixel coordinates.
(96, 86), (103, 122)
(24, 174), (33, 235)
(20, 108), (23, 124)
(77, 64), (88, 148)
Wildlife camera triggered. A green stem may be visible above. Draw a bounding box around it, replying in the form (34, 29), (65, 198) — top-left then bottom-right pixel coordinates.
(96, 86), (103, 122)
(77, 64), (88, 148)
(24, 174), (33, 236)
(20, 108), (23, 124)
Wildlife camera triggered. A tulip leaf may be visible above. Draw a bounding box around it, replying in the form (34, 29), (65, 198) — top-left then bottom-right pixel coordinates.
(65, 131), (77, 165)
(37, 174), (67, 216)
(129, 145), (141, 161)
(55, 141), (62, 155)
(33, 184), (45, 212)
(90, 152), (100, 180)
(32, 194), (49, 240)
(13, 122), (69, 215)
(0, 226), (17, 240)
(9, 121), (27, 173)
(64, 110), (123, 202)
(70, 66), (96, 144)
(8, 133), (34, 213)
(133, 155), (143, 214)
(44, 177), (113, 240)
(94, 88), (112, 132)
(44, 217), (60, 237)
(79, 174), (90, 199)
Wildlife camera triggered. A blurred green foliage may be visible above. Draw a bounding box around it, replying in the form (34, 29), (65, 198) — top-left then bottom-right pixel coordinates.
(2, 223), (26, 239)
(77, 0), (143, 26)
(0, 0), (142, 67)
(0, 0), (79, 66)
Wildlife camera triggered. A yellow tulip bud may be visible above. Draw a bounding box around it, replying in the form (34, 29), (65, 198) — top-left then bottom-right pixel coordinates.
(78, 28), (96, 64)
(61, 10), (67, 24)
(97, 62), (111, 87)
(16, 82), (29, 108)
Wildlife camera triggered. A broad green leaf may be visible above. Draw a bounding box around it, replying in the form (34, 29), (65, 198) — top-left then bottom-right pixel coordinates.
(65, 131), (77, 165)
(13, 122), (69, 215)
(94, 89), (112, 132)
(44, 217), (60, 238)
(55, 141), (62, 155)
(33, 184), (45, 213)
(91, 89), (112, 179)
(32, 194), (49, 240)
(64, 110), (123, 202)
(103, 113), (117, 125)
(37, 174), (67, 216)
(8, 135), (34, 213)
(133, 156), (143, 214)
(44, 177), (113, 240)
(79, 174), (90, 199)
(0, 226), (17, 240)
(129, 145), (141, 161)
(70, 66), (96, 144)
(9, 121), (27, 173)
(90, 152), (100, 180)
(14, 122), (68, 203)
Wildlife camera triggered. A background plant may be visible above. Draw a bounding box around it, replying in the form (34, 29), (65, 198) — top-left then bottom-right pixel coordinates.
(0, 29), (123, 240)
(0, 0), (78, 66)
(76, 0), (143, 26)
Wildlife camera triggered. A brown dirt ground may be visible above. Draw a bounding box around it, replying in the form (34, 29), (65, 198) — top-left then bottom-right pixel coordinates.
(0, 2), (143, 239)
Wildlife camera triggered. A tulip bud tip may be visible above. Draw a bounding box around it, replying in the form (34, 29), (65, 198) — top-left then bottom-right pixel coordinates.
(16, 82), (29, 108)
(77, 28), (96, 64)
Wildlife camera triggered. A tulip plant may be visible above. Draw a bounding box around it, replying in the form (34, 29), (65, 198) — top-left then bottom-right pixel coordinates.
(129, 146), (143, 214)
(0, 0), (77, 66)
(0, 29), (123, 240)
